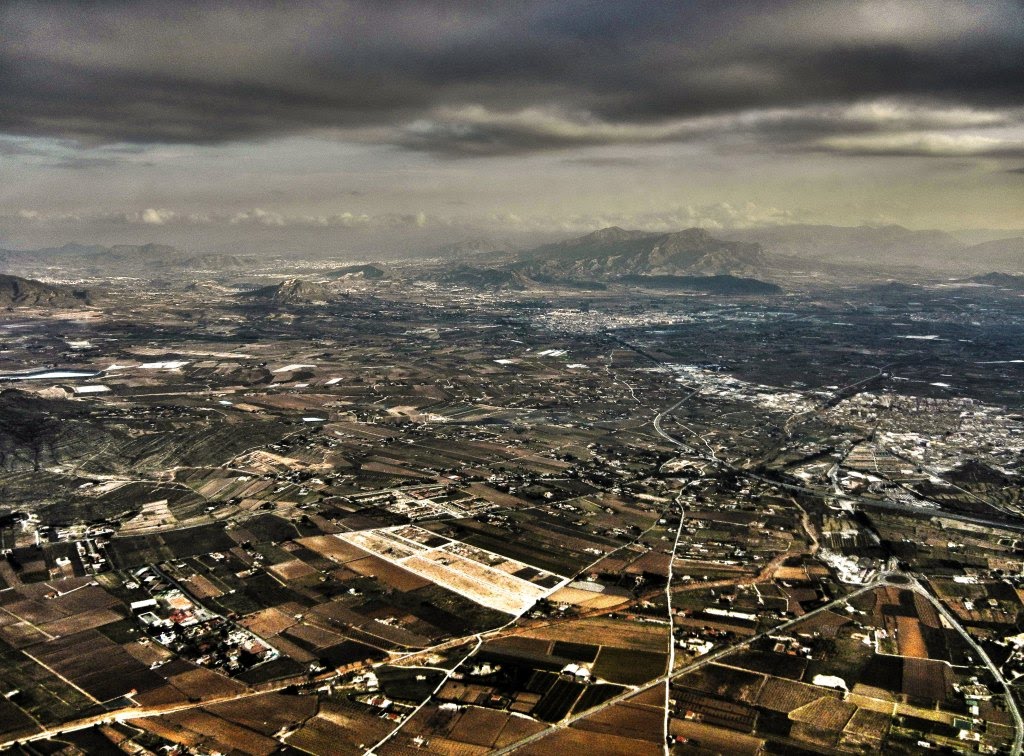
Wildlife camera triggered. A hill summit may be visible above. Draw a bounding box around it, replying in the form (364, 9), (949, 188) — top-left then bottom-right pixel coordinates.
(244, 278), (332, 304)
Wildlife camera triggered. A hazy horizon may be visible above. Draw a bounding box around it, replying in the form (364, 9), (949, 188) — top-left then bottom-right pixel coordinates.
(2, 1), (1023, 256)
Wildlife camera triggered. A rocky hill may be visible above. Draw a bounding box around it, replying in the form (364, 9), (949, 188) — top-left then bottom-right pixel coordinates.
(0, 274), (92, 308)
(242, 278), (332, 304)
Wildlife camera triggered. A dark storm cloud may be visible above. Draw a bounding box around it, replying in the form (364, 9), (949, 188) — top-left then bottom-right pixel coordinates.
(1, 0), (1022, 154)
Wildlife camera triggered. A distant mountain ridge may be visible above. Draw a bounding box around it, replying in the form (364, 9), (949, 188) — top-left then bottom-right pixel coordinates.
(0, 274), (92, 308)
(0, 242), (188, 270)
(515, 226), (767, 277)
(721, 224), (1023, 272)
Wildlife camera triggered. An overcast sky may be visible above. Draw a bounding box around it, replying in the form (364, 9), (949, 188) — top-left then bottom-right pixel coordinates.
(1, 0), (1023, 254)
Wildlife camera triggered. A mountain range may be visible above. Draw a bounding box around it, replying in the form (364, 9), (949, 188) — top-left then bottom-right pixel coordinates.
(514, 226), (766, 278)
(2, 224), (1022, 284)
(0, 243), (258, 274)
(720, 224), (1024, 272)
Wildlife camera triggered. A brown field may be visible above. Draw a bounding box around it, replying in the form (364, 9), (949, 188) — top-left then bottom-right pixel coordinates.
(0, 698), (40, 741)
(447, 707), (513, 747)
(789, 609), (851, 637)
(589, 555), (631, 573)
(465, 482), (530, 508)
(240, 607), (297, 637)
(436, 680), (494, 704)
(790, 696), (857, 731)
(39, 607), (123, 636)
(680, 664), (766, 705)
(384, 735), (489, 755)
(283, 620), (348, 649)
(133, 717), (205, 749)
(206, 691), (318, 736)
(132, 684), (189, 708)
(361, 460), (424, 478)
(168, 668), (247, 700)
(29, 630), (165, 700)
(298, 535), (374, 562)
(624, 551), (671, 576)
(269, 558), (320, 582)
(286, 699), (393, 755)
(902, 657), (949, 702)
(841, 706), (892, 743)
(38, 582), (121, 614)
(122, 639), (173, 666)
(485, 635), (551, 655)
(395, 695), (544, 753)
(158, 709), (279, 756)
(896, 616), (928, 658)
(913, 592), (942, 629)
(518, 727), (661, 756)
(183, 573), (225, 599)
(756, 677), (837, 713)
(517, 616), (667, 652)
(669, 719), (764, 756)
(268, 634), (317, 663)
(344, 555), (431, 592)
(0, 620), (50, 648)
(1, 597), (66, 625)
(493, 715), (548, 748)
(573, 699), (664, 744)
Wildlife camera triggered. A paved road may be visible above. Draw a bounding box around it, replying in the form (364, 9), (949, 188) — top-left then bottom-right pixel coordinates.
(493, 580), (887, 755)
(911, 578), (1023, 756)
(496, 574), (1023, 754)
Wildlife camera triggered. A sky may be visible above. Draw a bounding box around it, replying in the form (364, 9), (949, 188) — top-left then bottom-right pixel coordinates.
(1, 0), (1023, 255)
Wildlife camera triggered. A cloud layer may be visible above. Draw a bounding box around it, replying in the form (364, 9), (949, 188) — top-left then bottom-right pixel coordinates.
(2, 1), (1023, 247)
(2, 1), (1022, 157)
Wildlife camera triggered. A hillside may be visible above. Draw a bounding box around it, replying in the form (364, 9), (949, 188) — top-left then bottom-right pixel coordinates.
(721, 224), (965, 268)
(0, 274), (92, 308)
(617, 274), (781, 295)
(436, 266), (533, 291)
(515, 227), (767, 278)
(964, 238), (1024, 271)
(967, 272), (1024, 290)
